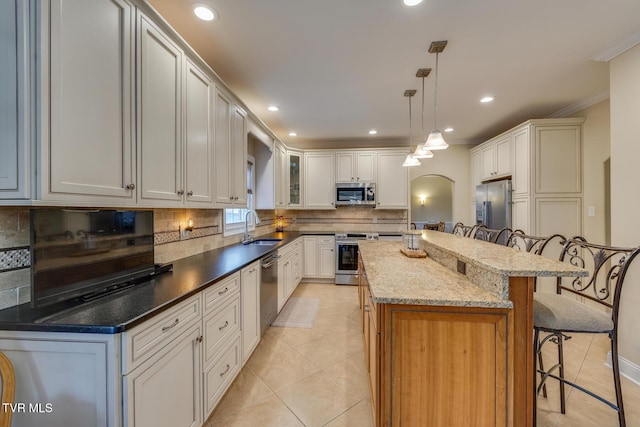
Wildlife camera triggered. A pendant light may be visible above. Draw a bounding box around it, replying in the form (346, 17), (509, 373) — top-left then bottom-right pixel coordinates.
(423, 40), (449, 151)
(402, 89), (421, 167)
(413, 68), (434, 159)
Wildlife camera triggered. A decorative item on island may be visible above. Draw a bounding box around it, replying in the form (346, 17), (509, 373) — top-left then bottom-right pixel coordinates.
(401, 230), (427, 257)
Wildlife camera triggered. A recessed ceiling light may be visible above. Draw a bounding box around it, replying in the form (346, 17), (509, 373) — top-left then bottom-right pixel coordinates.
(288, 132), (297, 137)
(368, 130), (378, 135)
(444, 127), (454, 133)
(480, 96), (494, 103)
(403, 0), (424, 6)
(267, 105), (279, 112)
(193, 4), (216, 21)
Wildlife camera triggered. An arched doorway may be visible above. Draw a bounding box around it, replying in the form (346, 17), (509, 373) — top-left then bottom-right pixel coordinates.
(410, 174), (454, 230)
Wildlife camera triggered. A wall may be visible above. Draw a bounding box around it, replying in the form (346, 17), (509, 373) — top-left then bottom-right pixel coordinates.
(0, 207), (275, 310)
(410, 175), (454, 225)
(408, 144), (474, 226)
(610, 43), (640, 368)
(277, 209), (407, 233)
(570, 99), (610, 244)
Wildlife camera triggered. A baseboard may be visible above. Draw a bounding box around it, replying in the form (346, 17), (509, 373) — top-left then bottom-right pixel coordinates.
(606, 351), (640, 387)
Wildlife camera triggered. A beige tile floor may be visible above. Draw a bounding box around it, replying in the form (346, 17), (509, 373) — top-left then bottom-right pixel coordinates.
(206, 282), (640, 426)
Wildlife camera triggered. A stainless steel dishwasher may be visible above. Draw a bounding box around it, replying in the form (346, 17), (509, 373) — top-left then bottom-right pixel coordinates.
(260, 252), (279, 336)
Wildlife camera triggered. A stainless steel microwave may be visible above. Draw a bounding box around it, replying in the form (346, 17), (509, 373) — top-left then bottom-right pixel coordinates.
(335, 182), (376, 206)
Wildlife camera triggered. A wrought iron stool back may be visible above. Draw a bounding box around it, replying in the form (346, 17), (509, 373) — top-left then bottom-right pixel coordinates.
(473, 225), (512, 245)
(452, 222), (479, 237)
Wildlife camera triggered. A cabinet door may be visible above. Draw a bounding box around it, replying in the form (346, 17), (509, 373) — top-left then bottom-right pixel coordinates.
(0, 0), (29, 199)
(356, 152), (376, 182)
(46, 0), (134, 200)
(470, 150), (482, 192)
(232, 105), (247, 206)
(376, 152), (408, 209)
(125, 325), (202, 427)
(480, 144), (495, 180)
(288, 151), (303, 207)
(304, 152), (335, 209)
(336, 152), (355, 183)
(274, 142), (287, 207)
(241, 262), (260, 364)
(277, 254), (287, 312)
(511, 197), (530, 234)
(494, 135), (512, 177)
(214, 88), (232, 205)
(534, 125), (582, 194)
(184, 60), (213, 205)
(303, 236), (317, 277)
(137, 14), (183, 204)
(283, 256), (294, 300)
(512, 127), (530, 196)
(318, 244), (335, 278)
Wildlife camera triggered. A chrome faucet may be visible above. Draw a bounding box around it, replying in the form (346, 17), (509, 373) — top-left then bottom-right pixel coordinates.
(242, 210), (261, 244)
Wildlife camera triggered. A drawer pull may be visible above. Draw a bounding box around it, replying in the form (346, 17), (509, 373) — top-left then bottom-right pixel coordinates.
(364, 304), (370, 312)
(218, 287), (229, 296)
(218, 321), (229, 331)
(161, 318), (179, 332)
(219, 364), (230, 377)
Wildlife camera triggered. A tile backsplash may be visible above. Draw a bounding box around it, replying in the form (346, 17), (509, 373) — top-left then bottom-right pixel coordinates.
(0, 207), (276, 309)
(277, 208), (408, 233)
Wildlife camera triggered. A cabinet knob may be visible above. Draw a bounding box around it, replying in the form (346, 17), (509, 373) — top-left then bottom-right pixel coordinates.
(187, 191), (193, 196)
(357, 177), (360, 181)
(377, 202), (381, 205)
(177, 190), (184, 195)
(126, 183), (136, 190)
(331, 202), (334, 205)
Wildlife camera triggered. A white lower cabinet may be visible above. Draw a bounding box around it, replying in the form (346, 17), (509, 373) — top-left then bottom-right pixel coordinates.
(241, 261), (260, 364)
(277, 238), (303, 312)
(303, 235), (335, 279)
(124, 324), (202, 427)
(0, 331), (119, 427)
(203, 337), (241, 416)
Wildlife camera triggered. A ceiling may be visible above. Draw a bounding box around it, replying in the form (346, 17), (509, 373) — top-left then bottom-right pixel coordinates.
(148, 0), (640, 149)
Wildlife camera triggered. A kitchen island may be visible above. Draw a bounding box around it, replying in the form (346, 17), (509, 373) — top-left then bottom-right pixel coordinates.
(358, 233), (586, 427)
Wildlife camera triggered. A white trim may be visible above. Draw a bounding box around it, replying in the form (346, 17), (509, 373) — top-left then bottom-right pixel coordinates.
(606, 351), (640, 387)
(590, 31), (640, 62)
(546, 91), (610, 118)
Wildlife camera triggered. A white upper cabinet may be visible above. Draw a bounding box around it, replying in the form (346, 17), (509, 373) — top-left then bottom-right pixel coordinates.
(376, 152), (408, 209)
(274, 141), (287, 208)
(304, 152), (335, 209)
(0, 0), (29, 200)
(184, 59), (213, 205)
(287, 150), (303, 208)
(232, 105), (248, 206)
(214, 88), (247, 207)
(335, 151), (375, 183)
(42, 0), (135, 202)
(512, 125), (530, 196)
(479, 134), (511, 181)
(137, 13), (183, 205)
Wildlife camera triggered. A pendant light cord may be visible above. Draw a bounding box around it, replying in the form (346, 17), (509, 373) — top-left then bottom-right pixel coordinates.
(421, 75), (425, 134)
(409, 93), (413, 146)
(434, 52), (439, 130)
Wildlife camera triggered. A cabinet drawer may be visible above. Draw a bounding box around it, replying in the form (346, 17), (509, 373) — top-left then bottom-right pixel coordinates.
(123, 294), (201, 374)
(203, 294), (240, 367)
(203, 272), (240, 315)
(204, 336), (241, 417)
(366, 287), (379, 333)
(318, 236), (334, 245)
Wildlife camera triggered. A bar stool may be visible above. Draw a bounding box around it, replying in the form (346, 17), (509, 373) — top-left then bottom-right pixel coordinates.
(0, 351), (15, 427)
(452, 222), (479, 237)
(533, 237), (640, 427)
(473, 226), (512, 244)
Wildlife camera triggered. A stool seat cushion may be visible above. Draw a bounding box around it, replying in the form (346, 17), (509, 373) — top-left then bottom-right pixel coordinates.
(534, 293), (613, 333)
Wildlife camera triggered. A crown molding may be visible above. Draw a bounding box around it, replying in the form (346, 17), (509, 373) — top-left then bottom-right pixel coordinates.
(590, 30), (640, 62)
(547, 91), (610, 118)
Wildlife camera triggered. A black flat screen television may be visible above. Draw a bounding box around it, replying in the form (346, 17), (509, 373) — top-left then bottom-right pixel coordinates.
(30, 209), (155, 308)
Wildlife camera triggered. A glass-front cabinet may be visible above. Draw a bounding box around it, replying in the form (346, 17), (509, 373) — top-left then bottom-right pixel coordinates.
(288, 150), (302, 208)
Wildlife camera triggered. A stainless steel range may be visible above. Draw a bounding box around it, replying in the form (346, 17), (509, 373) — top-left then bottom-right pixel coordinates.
(335, 232), (379, 285)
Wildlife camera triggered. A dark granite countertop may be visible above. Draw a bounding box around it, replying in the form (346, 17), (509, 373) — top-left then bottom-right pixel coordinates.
(0, 231), (304, 334)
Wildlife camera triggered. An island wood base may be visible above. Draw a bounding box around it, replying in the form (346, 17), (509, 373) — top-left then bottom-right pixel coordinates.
(359, 259), (514, 426)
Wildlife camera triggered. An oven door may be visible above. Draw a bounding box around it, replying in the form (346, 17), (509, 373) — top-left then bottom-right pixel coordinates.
(335, 241), (359, 285)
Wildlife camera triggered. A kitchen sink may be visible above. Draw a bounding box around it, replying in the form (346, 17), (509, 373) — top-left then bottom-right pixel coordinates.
(247, 238), (283, 246)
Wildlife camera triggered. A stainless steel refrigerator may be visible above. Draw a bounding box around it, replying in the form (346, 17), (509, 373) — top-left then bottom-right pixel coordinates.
(475, 179), (511, 234)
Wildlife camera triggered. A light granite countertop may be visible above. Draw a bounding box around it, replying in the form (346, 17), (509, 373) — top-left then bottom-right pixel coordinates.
(358, 234), (587, 308)
(358, 241), (512, 308)
(420, 230), (587, 278)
